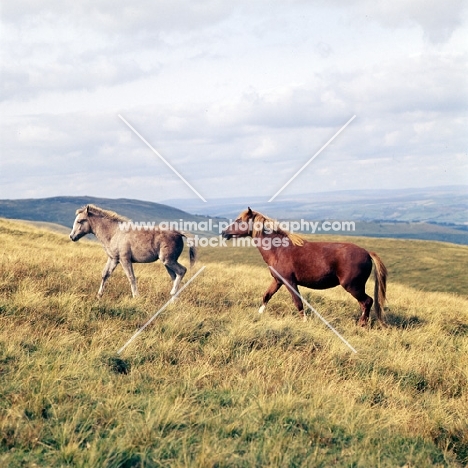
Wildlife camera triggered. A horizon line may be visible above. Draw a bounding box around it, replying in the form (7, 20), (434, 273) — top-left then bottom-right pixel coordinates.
(0, 183), (466, 203)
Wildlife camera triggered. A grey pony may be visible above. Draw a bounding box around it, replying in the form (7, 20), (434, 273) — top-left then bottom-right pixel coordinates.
(70, 204), (196, 298)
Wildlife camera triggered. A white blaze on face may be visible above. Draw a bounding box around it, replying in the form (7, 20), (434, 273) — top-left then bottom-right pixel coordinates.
(70, 216), (79, 239)
(70, 214), (88, 240)
(71, 217), (79, 235)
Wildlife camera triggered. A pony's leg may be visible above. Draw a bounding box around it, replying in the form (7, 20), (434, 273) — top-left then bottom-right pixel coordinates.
(164, 265), (178, 301)
(259, 278), (282, 314)
(358, 295), (373, 326)
(164, 265), (177, 282)
(283, 279), (306, 321)
(163, 260), (187, 296)
(120, 258), (139, 297)
(343, 284), (373, 326)
(97, 258), (118, 298)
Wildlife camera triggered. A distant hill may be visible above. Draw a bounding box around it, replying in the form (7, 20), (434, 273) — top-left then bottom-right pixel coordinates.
(1, 191), (467, 244)
(0, 196), (214, 229)
(338, 220), (468, 245)
(164, 185), (468, 244)
(164, 185), (468, 224)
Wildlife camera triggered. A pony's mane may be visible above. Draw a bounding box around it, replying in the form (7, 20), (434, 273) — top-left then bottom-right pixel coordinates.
(239, 209), (305, 246)
(76, 204), (129, 222)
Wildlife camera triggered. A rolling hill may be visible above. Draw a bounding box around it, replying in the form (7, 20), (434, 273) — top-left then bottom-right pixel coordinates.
(165, 185), (468, 223)
(166, 185), (468, 245)
(0, 196), (216, 230)
(1, 188), (467, 244)
(0, 218), (467, 466)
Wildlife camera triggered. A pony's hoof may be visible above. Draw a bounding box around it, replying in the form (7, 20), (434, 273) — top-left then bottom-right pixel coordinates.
(258, 305), (265, 314)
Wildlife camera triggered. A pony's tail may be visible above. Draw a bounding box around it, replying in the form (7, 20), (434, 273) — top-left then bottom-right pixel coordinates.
(369, 252), (387, 324)
(181, 232), (197, 267)
(189, 243), (197, 268)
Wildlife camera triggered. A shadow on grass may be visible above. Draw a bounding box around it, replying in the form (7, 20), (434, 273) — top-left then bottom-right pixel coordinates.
(91, 305), (143, 320)
(442, 319), (468, 337)
(433, 426), (468, 465)
(105, 355), (131, 375)
(383, 310), (425, 329)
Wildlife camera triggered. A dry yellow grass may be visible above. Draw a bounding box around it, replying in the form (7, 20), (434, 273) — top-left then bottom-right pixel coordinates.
(0, 218), (467, 467)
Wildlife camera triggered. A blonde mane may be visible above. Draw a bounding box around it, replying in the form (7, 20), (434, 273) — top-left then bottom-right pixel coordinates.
(77, 204), (129, 222)
(239, 209), (305, 246)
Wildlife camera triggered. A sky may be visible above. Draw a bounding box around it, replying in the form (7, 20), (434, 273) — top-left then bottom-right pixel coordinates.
(1, 0), (467, 205)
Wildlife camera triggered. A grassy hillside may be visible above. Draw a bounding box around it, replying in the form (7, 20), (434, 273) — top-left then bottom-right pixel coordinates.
(0, 196), (213, 229)
(0, 218), (467, 467)
(339, 221), (468, 246)
(2, 195), (467, 244)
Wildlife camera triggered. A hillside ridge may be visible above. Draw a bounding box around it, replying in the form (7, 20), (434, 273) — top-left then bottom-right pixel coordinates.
(0, 195), (211, 228)
(1, 192), (467, 244)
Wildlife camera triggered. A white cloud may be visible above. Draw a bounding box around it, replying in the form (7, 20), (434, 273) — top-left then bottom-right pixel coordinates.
(250, 137), (278, 159)
(326, 0), (467, 43)
(1, 0), (467, 202)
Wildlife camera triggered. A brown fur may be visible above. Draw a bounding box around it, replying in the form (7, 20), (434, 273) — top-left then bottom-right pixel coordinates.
(222, 208), (387, 326)
(238, 209), (305, 246)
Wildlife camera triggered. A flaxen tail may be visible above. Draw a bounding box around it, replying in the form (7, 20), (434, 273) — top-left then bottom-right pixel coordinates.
(369, 252), (387, 324)
(181, 232), (197, 267)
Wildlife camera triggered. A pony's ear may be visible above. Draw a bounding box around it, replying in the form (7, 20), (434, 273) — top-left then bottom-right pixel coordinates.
(85, 205), (89, 215)
(247, 207), (253, 215)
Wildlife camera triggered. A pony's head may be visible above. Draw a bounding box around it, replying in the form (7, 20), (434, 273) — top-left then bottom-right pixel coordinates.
(221, 207), (256, 239)
(221, 207), (304, 246)
(69, 204), (128, 241)
(69, 205), (93, 241)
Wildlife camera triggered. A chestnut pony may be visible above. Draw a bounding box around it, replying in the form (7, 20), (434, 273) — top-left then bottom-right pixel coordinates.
(222, 208), (387, 326)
